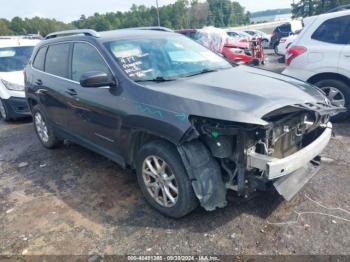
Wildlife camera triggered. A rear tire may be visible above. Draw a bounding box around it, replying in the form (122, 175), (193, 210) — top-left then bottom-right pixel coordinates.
(0, 98), (11, 122)
(274, 43), (279, 55)
(313, 79), (350, 122)
(135, 140), (198, 218)
(32, 105), (62, 148)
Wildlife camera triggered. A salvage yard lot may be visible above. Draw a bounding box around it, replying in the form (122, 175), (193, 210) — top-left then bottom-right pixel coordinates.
(1, 53), (350, 255)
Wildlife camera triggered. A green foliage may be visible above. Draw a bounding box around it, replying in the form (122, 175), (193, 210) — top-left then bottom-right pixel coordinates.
(0, 16), (73, 36)
(292, 0), (350, 17)
(0, 0), (251, 36)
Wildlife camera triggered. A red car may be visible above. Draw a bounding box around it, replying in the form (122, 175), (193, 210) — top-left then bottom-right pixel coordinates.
(222, 39), (254, 64)
(176, 29), (254, 64)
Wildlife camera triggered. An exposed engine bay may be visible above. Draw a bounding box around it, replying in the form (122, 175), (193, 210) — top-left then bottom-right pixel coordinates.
(178, 103), (343, 211)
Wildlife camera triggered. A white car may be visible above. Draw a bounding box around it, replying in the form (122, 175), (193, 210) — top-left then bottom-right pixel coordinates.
(0, 37), (40, 121)
(283, 10), (350, 121)
(226, 30), (251, 41)
(244, 29), (271, 48)
(276, 33), (300, 56)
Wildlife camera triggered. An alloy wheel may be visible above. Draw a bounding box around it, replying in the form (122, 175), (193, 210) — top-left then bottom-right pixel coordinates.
(34, 112), (49, 143)
(320, 86), (346, 107)
(142, 155), (178, 208)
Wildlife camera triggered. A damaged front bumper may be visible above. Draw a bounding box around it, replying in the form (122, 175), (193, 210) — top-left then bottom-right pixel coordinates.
(247, 122), (332, 200)
(247, 122), (332, 180)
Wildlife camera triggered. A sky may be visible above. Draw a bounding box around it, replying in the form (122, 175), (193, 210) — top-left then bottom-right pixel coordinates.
(0, 0), (294, 23)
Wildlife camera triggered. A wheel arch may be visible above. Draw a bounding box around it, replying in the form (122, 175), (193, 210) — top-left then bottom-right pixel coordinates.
(307, 72), (350, 87)
(127, 130), (178, 169)
(26, 96), (39, 112)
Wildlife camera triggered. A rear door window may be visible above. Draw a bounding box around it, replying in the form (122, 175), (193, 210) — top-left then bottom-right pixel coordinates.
(312, 15), (350, 44)
(71, 42), (111, 82)
(45, 43), (70, 78)
(33, 46), (47, 71)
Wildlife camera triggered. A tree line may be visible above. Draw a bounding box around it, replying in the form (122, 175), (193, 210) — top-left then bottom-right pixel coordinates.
(292, 0), (350, 17)
(0, 0), (250, 36)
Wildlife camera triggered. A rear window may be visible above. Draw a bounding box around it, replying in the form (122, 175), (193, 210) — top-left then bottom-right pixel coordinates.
(33, 46), (47, 71)
(0, 46), (34, 72)
(45, 43), (70, 78)
(311, 15), (350, 44)
(279, 24), (291, 33)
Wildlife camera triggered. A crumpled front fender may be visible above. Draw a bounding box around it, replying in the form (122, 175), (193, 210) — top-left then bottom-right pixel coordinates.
(178, 140), (227, 211)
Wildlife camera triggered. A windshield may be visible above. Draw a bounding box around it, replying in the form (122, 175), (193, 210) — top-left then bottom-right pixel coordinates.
(104, 35), (231, 82)
(0, 46), (34, 72)
(238, 32), (251, 38)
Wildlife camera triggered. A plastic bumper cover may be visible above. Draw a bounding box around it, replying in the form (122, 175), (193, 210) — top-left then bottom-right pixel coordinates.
(2, 97), (31, 118)
(247, 123), (332, 180)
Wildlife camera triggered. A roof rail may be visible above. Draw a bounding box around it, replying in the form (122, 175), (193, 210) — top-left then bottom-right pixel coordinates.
(45, 29), (100, 40)
(123, 26), (173, 32)
(327, 4), (350, 13)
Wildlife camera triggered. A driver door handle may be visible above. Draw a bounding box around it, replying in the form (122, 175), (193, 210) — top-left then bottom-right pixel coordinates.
(65, 88), (77, 96)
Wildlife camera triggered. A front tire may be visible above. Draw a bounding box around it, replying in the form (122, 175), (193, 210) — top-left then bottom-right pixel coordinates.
(0, 98), (11, 122)
(314, 79), (350, 122)
(32, 105), (62, 148)
(136, 140), (198, 218)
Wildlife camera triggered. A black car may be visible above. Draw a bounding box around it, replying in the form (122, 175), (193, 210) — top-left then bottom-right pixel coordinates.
(270, 23), (292, 52)
(25, 29), (343, 218)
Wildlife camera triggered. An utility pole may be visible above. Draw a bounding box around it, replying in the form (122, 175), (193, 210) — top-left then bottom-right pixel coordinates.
(156, 0), (161, 27)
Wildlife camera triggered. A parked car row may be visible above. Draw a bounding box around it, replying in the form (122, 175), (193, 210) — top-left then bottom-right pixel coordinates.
(177, 27), (265, 65)
(0, 14), (348, 218)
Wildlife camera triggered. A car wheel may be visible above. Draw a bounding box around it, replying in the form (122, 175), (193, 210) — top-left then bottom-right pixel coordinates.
(274, 43), (279, 55)
(32, 105), (62, 148)
(0, 98), (11, 122)
(314, 79), (350, 122)
(136, 140), (198, 218)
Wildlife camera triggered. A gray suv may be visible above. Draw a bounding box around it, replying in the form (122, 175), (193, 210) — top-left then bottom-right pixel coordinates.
(25, 29), (343, 218)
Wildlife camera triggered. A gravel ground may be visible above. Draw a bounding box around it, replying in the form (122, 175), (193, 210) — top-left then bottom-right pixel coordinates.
(0, 53), (349, 256)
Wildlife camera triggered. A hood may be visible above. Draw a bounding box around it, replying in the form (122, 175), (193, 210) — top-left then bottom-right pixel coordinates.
(0, 71), (24, 86)
(144, 66), (328, 126)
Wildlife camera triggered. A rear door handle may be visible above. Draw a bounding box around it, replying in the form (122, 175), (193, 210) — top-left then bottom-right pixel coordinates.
(35, 79), (43, 86)
(65, 88), (77, 96)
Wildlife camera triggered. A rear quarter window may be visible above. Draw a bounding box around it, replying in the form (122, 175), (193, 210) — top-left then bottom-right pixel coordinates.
(45, 43), (70, 78)
(311, 15), (350, 44)
(33, 46), (47, 71)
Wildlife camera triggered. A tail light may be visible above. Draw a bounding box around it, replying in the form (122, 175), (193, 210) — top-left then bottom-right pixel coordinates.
(285, 46), (306, 66)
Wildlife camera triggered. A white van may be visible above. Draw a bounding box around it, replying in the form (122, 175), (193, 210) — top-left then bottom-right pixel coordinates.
(0, 37), (40, 121)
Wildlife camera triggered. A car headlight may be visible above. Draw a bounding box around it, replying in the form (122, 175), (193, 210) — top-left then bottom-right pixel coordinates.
(1, 79), (24, 91)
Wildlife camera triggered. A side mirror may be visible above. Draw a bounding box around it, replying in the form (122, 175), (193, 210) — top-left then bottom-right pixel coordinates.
(80, 71), (116, 88)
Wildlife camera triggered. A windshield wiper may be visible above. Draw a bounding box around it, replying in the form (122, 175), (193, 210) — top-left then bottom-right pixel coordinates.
(185, 68), (219, 78)
(135, 76), (177, 83)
